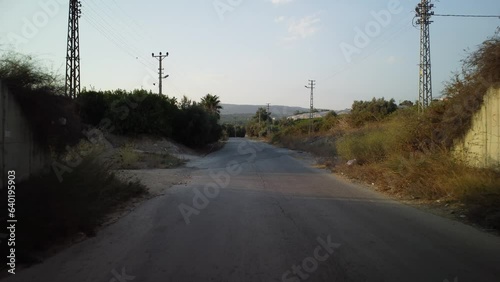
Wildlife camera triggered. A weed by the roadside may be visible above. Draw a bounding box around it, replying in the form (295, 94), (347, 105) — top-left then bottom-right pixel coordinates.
(118, 143), (140, 169)
(449, 169), (500, 229)
(115, 143), (185, 169)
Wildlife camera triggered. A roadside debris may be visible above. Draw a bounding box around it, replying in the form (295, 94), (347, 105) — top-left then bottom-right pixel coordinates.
(346, 159), (357, 166)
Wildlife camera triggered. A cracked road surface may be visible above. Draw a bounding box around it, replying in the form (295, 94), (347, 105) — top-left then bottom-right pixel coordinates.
(4, 138), (500, 282)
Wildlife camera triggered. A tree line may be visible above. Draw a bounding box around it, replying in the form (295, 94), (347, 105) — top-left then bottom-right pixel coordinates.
(78, 90), (224, 147)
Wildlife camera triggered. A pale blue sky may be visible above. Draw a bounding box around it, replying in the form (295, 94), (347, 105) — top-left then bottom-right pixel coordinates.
(0, 0), (499, 110)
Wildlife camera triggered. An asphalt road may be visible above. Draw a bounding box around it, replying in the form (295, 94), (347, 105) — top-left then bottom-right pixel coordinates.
(5, 138), (500, 282)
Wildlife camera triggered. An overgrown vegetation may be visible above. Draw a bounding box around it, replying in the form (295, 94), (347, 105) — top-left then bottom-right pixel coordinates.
(11, 153), (147, 257)
(78, 91), (223, 148)
(350, 97), (398, 127)
(269, 29), (500, 230)
(436, 28), (500, 147)
(246, 107), (273, 137)
(222, 123), (246, 138)
(0, 53), (82, 152)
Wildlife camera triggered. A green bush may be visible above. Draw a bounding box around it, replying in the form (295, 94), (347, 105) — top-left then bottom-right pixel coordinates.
(246, 107), (271, 137)
(350, 97), (398, 127)
(222, 124), (246, 138)
(77, 90), (109, 126)
(78, 89), (222, 147)
(173, 104), (222, 147)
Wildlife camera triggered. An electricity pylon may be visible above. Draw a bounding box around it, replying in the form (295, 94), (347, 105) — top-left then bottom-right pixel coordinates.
(65, 0), (82, 99)
(415, 0), (434, 112)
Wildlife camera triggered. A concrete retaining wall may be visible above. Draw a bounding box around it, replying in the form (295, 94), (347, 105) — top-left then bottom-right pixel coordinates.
(454, 87), (500, 169)
(0, 80), (50, 189)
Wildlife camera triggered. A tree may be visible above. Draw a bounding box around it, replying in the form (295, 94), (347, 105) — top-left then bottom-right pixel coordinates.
(399, 100), (414, 107)
(200, 94), (223, 119)
(350, 97), (398, 126)
(173, 104), (222, 147)
(326, 111), (338, 118)
(253, 107), (270, 123)
(245, 108), (271, 137)
(179, 95), (195, 109)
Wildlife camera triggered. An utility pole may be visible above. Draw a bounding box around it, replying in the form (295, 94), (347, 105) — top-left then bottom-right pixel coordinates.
(415, 0), (434, 112)
(152, 52), (169, 95)
(305, 80), (316, 135)
(65, 0), (82, 99)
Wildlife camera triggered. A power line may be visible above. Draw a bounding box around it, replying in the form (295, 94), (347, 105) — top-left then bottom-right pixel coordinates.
(84, 1), (191, 97)
(83, 2), (155, 68)
(82, 15), (158, 76)
(88, 0), (153, 52)
(434, 14), (500, 18)
(109, 0), (157, 44)
(320, 12), (414, 83)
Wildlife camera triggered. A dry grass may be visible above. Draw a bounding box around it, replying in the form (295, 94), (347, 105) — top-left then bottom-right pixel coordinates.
(117, 144), (141, 169)
(274, 111), (500, 230)
(335, 139), (500, 229)
(113, 143), (185, 170)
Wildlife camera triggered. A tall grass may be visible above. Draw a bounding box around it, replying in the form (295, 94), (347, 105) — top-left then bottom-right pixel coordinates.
(336, 129), (391, 163)
(449, 169), (500, 229)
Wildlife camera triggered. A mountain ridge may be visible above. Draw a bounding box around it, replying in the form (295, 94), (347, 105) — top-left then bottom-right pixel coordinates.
(221, 104), (314, 117)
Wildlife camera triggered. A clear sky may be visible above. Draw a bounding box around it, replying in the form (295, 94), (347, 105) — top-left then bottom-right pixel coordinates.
(0, 0), (499, 110)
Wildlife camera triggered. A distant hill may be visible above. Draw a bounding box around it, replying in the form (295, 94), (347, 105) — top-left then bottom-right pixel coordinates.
(219, 104), (349, 124)
(286, 108), (351, 121)
(220, 113), (254, 125)
(220, 104), (310, 118)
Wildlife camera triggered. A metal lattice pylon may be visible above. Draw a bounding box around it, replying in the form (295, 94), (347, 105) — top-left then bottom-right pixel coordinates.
(416, 0), (434, 112)
(65, 0), (81, 99)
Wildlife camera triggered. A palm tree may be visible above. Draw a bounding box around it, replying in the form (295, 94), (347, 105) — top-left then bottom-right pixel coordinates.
(200, 94), (223, 119)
